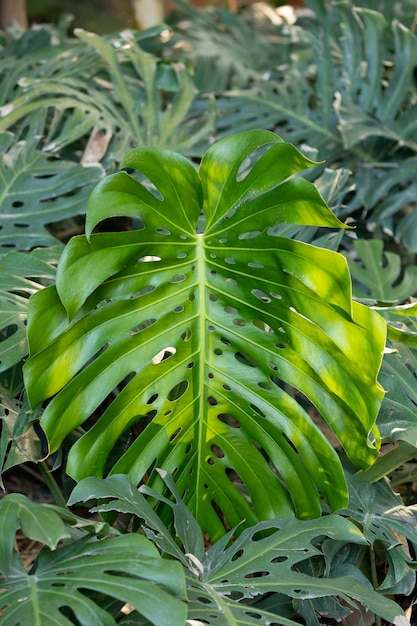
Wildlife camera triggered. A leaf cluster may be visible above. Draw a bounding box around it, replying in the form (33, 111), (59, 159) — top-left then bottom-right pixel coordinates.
(2, 1), (417, 624)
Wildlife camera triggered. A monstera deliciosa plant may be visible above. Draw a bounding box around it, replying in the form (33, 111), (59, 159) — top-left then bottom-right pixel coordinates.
(23, 130), (386, 541)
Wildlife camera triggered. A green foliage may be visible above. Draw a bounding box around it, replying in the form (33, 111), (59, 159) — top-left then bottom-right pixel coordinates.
(0, 493), (187, 626)
(2, 3), (417, 623)
(168, 0), (417, 251)
(23, 130), (386, 541)
(67, 472), (406, 626)
(346, 239), (417, 304)
(0, 122), (102, 255)
(0, 24), (214, 162)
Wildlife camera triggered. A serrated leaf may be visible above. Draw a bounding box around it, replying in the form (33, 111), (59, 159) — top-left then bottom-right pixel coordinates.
(24, 131), (386, 540)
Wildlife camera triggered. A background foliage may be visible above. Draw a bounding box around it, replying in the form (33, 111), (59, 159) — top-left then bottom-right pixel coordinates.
(2, 0), (417, 624)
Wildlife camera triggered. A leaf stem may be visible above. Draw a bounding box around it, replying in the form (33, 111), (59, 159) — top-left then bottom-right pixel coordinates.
(369, 545), (382, 626)
(38, 461), (67, 508)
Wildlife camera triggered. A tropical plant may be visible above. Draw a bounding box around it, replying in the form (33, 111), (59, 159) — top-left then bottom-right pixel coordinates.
(166, 0), (417, 251)
(0, 471), (408, 626)
(22, 129), (386, 543)
(0, 22), (214, 163)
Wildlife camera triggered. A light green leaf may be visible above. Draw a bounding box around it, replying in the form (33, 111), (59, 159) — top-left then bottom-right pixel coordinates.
(24, 131), (386, 540)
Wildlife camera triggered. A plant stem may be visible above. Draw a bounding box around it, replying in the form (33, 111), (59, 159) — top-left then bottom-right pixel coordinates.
(38, 461), (67, 508)
(369, 545), (382, 626)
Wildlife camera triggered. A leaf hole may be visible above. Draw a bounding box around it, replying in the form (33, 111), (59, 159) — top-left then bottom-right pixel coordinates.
(225, 257), (236, 265)
(270, 292), (282, 300)
(252, 319), (273, 333)
(0, 324), (18, 341)
(208, 396), (218, 406)
(209, 294), (218, 302)
(177, 252), (187, 259)
(169, 427), (182, 442)
(248, 261), (264, 268)
(151, 346), (176, 364)
(147, 393), (158, 405)
(224, 305), (238, 314)
(156, 228), (171, 235)
(258, 382), (272, 391)
(174, 305), (184, 313)
(138, 255), (161, 262)
(271, 555), (288, 563)
(218, 414), (241, 428)
(244, 571), (270, 580)
(214, 348), (222, 355)
(245, 611), (263, 619)
(252, 289), (271, 303)
(211, 444), (224, 458)
(167, 379), (189, 401)
(238, 231), (261, 240)
(12, 200), (24, 207)
(236, 143), (274, 181)
(225, 277), (238, 287)
(220, 337), (231, 346)
(250, 403), (266, 418)
(171, 274), (186, 283)
(235, 351), (258, 368)
(187, 361), (195, 369)
(252, 527), (279, 541)
(231, 549), (244, 562)
(233, 318), (245, 327)
(129, 318), (156, 335)
(197, 596), (213, 605)
(131, 285), (156, 299)
(181, 329), (192, 341)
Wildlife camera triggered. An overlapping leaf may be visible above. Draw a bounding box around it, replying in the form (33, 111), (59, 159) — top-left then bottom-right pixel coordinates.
(0, 126), (102, 255)
(0, 494), (186, 626)
(24, 130), (386, 540)
(70, 473), (407, 626)
(0, 248), (60, 371)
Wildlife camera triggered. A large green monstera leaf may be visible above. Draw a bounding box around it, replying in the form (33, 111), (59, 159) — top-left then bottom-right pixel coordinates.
(23, 130), (386, 540)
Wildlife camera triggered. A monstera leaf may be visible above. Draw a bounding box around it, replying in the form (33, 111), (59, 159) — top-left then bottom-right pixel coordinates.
(69, 473), (407, 626)
(0, 493), (187, 626)
(23, 130), (386, 540)
(0, 125), (102, 255)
